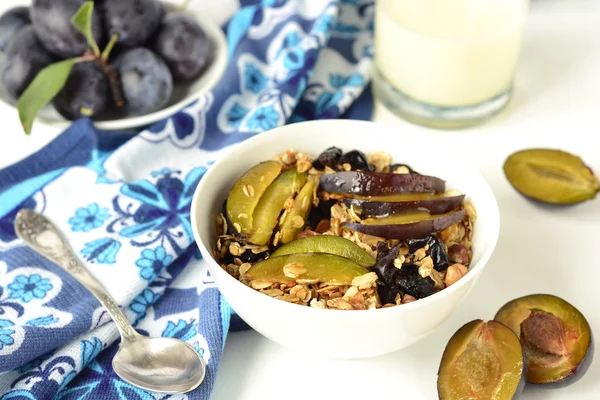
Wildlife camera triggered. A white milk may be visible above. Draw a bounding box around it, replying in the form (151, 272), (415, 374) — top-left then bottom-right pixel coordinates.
(375, 0), (528, 107)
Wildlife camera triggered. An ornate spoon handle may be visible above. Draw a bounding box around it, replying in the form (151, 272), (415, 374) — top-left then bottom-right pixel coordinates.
(15, 209), (138, 341)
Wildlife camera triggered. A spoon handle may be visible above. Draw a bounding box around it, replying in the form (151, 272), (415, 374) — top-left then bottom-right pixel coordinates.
(15, 209), (138, 341)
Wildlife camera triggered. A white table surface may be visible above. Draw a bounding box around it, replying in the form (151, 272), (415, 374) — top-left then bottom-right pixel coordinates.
(1, 1), (599, 399)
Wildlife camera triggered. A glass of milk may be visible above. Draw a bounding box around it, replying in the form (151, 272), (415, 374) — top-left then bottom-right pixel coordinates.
(373, 0), (530, 129)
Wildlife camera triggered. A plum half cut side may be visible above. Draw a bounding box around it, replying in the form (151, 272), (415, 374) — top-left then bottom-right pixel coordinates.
(437, 320), (526, 400)
(341, 209), (465, 240)
(344, 194), (465, 217)
(494, 294), (594, 387)
(320, 171), (445, 196)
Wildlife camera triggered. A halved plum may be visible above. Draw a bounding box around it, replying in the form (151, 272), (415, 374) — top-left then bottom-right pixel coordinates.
(245, 253), (369, 285)
(247, 169), (307, 245)
(494, 294), (593, 387)
(344, 194), (465, 217)
(341, 209), (466, 240)
(279, 178), (316, 244)
(320, 171), (445, 196)
(226, 161), (282, 237)
(437, 320), (526, 400)
(271, 235), (375, 267)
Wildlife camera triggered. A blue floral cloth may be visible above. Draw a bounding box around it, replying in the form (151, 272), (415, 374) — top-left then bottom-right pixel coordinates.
(0, 0), (374, 398)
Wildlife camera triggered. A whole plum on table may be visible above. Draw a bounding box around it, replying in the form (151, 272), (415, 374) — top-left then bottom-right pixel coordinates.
(102, 0), (163, 47)
(31, 0), (103, 58)
(114, 48), (173, 115)
(1, 27), (54, 102)
(0, 7), (30, 52)
(53, 62), (109, 120)
(153, 12), (213, 81)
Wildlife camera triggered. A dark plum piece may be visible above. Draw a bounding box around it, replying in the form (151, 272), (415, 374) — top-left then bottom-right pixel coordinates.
(0, 7), (30, 52)
(152, 12), (213, 81)
(320, 171), (445, 196)
(342, 209), (466, 240)
(115, 48), (173, 115)
(370, 242), (400, 304)
(306, 198), (336, 230)
(395, 263), (435, 299)
(438, 320), (526, 400)
(102, 0), (163, 47)
(344, 194), (465, 217)
(494, 294), (594, 387)
(340, 150), (373, 171)
(53, 62), (108, 120)
(1, 27), (54, 102)
(406, 235), (449, 271)
(390, 163), (419, 174)
(371, 243), (434, 301)
(312, 146), (343, 170)
(31, 0), (103, 58)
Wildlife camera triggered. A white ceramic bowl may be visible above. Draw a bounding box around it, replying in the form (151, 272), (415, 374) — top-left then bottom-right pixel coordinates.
(0, 1), (228, 132)
(191, 120), (500, 359)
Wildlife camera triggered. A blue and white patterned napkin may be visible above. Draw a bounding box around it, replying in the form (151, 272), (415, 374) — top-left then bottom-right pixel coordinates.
(0, 0), (374, 398)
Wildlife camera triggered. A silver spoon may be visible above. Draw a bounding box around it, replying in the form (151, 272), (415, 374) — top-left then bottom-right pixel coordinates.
(15, 209), (206, 394)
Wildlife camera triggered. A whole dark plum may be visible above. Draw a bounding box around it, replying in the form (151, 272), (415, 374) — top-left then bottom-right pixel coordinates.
(115, 48), (173, 115)
(53, 62), (109, 120)
(2, 27), (54, 102)
(0, 7), (31, 52)
(31, 0), (103, 58)
(102, 0), (163, 47)
(153, 12), (213, 81)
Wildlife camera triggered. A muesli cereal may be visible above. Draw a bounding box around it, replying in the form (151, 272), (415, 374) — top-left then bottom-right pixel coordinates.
(215, 147), (476, 310)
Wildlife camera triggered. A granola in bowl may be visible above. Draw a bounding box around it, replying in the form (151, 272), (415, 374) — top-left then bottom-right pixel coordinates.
(213, 147), (476, 311)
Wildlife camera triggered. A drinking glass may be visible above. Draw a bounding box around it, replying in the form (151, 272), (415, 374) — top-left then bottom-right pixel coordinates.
(373, 0), (530, 129)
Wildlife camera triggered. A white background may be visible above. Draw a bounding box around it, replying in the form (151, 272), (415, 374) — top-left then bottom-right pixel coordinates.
(1, 1), (599, 399)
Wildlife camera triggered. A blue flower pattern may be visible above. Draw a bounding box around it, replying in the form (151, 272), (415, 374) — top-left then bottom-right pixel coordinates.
(8, 274), (53, 303)
(135, 246), (174, 282)
(246, 105), (281, 131)
(80, 238), (121, 264)
(68, 203), (110, 232)
(0, 0), (375, 397)
(244, 62), (268, 93)
(0, 319), (15, 350)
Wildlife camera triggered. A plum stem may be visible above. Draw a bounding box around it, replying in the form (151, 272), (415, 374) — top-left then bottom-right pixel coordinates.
(101, 33), (119, 63)
(103, 65), (125, 109)
(73, 55), (97, 64)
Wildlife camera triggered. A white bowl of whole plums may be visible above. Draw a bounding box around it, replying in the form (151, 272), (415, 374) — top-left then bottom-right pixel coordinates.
(0, 0), (228, 133)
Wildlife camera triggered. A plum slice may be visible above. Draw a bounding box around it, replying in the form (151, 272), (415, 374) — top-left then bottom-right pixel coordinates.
(320, 171), (445, 196)
(245, 253), (369, 285)
(437, 320), (526, 400)
(503, 148), (599, 204)
(341, 209), (466, 240)
(247, 168), (307, 245)
(494, 294), (593, 387)
(271, 236), (375, 267)
(226, 161), (282, 237)
(279, 178), (316, 244)
(344, 194), (465, 217)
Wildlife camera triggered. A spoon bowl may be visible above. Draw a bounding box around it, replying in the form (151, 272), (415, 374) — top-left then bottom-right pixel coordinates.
(113, 336), (206, 393)
(14, 209), (207, 393)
